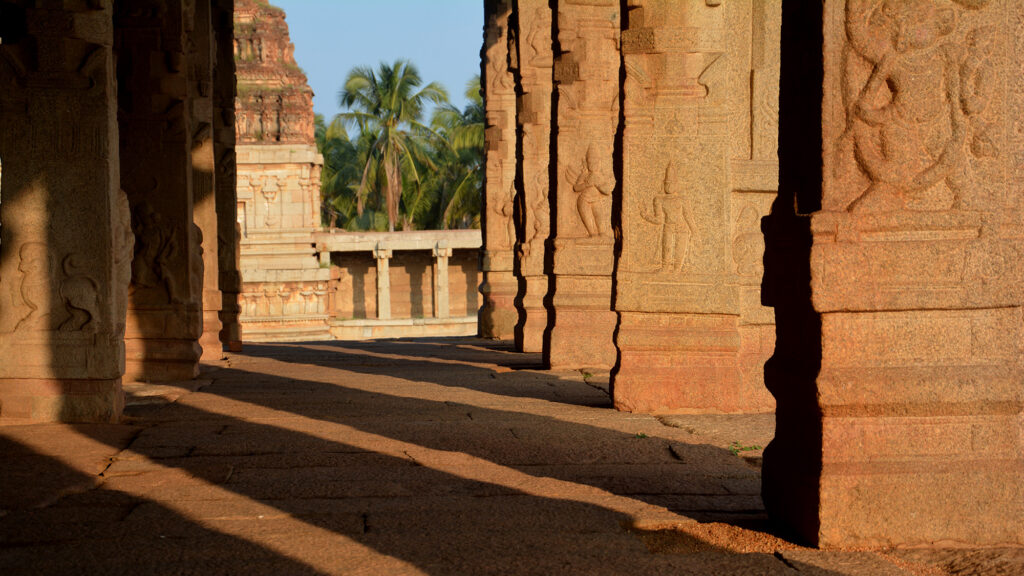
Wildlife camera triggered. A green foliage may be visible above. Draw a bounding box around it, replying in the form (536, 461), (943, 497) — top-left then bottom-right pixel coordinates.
(317, 62), (483, 232)
(728, 442), (763, 456)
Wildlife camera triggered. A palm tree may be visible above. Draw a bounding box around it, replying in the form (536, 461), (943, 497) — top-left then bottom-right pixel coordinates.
(427, 76), (484, 229)
(338, 60), (449, 231)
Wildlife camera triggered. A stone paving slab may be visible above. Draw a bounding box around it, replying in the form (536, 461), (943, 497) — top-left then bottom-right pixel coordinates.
(0, 338), (1018, 575)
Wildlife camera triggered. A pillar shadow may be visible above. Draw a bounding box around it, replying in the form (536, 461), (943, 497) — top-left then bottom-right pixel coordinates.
(759, 0), (824, 546)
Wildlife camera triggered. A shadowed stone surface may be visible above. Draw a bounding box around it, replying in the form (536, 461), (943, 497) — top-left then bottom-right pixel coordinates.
(2, 338), (1010, 575)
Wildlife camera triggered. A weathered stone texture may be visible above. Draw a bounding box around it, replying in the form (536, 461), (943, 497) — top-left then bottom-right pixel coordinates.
(0, 0), (125, 421)
(480, 0), (519, 340)
(545, 0), (620, 370)
(512, 0), (553, 353)
(611, 0), (778, 413)
(763, 0), (1023, 548)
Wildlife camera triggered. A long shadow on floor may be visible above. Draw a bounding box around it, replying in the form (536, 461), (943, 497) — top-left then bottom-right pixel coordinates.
(3, 354), (854, 574)
(0, 435), (327, 575)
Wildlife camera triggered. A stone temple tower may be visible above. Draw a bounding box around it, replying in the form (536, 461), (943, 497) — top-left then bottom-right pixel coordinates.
(233, 0), (329, 340)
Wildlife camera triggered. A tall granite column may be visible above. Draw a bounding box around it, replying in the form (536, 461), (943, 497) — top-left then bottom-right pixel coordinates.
(0, 1), (129, 422)
(213, 0), (242, 352)
(117, 0), (203, 382)
(190, 0), (225, 363)
(546, 0), (620, 369)
(479, 0), (519, 340)
(512, 0), (553, 353)
(763, 0), (1023, 547)
(613, 0), (777, 413)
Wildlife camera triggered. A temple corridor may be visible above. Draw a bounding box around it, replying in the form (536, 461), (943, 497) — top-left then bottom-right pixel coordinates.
(1, 339), (1014, 575)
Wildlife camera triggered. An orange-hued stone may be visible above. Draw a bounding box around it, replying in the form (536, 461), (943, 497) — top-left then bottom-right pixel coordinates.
(612, 0), (779, 413)
(763, 0), (1023, 548)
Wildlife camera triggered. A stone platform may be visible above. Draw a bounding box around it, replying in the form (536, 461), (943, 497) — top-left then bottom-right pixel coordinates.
(0, 338), (1018, 575)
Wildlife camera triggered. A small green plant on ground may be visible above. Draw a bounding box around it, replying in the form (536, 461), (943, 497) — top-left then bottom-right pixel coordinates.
(728, 441), (763, 456)
(634, 432), (648, 439)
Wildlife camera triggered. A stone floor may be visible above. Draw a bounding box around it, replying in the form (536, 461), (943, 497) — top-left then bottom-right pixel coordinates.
(1, 338), (1020, 575)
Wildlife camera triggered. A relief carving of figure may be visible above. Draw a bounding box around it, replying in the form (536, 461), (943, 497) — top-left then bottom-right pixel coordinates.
(14, 243), (59, 331)
(492, 182), (516, 249)
(59, 255), (100, 332)
(526, 173), (550, 251)
(732, 204), (764, 276)
(259, 175), (281, 227)
(566, 145), (614, 239)
(14, 244), (100, 332)
(641, 162), (696, 272)
(113, 190), (135, 331)
(842, 0), (995, 212)
(132, 202), (183, 303)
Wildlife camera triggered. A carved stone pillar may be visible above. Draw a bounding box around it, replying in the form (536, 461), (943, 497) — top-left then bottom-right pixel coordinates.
(763, 0), (1023, 547)
(434, 243), (452, 320)
(374, 245), (392, 321)
(0, 1), (128, 422)
(116, 0), (203, 382)
(479, 0), (519, 340)
(213, 0), (241, 352)
(612, 0), (777, 413)
(190, 0), (224, 363)
(546, 0), (620, 369)
(512, 0), (553, 353)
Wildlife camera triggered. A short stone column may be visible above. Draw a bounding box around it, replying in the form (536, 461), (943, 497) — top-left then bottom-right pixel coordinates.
(374, 244), (392, 321)
(512, 0), (553, 353)
(479, 0), (518, 340)
(0, 1), (127, 422)
(763, 0), (1023, 547)
(433, 243), (453, 320)
(116, 0), (203, 382)
(546, 0), (620, 369)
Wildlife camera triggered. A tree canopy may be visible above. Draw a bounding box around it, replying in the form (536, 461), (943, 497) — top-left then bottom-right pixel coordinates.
(317, 60), (483, 232)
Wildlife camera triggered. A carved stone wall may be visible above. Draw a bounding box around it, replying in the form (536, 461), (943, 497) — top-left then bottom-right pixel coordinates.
(234, 0), (327, 339)
(0, 0), (126, 421)
(545, 0), (621, 369)
(612, 0), (777, 413)
(512, 0), (553, 353)
(763, 0), (1023, 547)
(479, 0), (519, 340)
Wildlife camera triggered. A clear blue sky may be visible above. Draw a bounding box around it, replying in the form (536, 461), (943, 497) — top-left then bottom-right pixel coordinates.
(271, 0), (484, 121)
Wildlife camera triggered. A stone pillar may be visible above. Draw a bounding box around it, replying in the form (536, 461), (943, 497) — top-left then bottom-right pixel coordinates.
(512, 0), (553, 353)
(479, 0), (519, 340)
(434, 243), (452, 320)
(763, 0), (1023, 548)
(190, 0), (224, 363)
(612, 0), (777, 413)
(374, 245), (392, 321)
(546, 0), (620, 369)
(213, 0), (242, 352)
(117, 0), (203, 382)
(0, 1), (128, 422)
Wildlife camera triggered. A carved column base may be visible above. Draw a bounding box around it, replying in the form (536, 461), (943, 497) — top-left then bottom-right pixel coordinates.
(479, 249), (517, 340)
(200, 308), (224, 362)
(0, 378), (123, 423)
(125, 307), (202, 382)
(219, 291), (243, 352)
(613, 313), (775, 413)
(766, 309), (1024, 548)
(514, 274), (547, 353)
